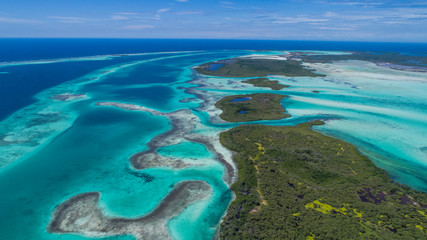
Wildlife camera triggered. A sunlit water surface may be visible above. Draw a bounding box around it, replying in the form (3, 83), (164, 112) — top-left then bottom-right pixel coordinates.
(0, 49), (426, 240)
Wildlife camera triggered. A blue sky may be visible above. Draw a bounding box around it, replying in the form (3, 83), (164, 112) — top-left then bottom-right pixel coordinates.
(1, 0), (427, 42)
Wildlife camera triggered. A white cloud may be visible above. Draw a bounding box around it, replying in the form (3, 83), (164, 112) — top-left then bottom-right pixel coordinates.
(324, 11), (337, 17)
(123, 24), (155, 30)
(176, 11), (204, 15)
(317, 26), (355, 30)
(339, 15), (381, 21)
(273, 17), (328, 24)
(399, 14), (427, 19)
(176, 0), (188, 2)
(49, 16), (85, 20)
(49, 16), (86, 23)
(114, 12), (144, 15)
(154, 8), (171, 20)
(383, 21), (407, 25)
(219, 1), (239, 9)
(321, 7), (427, 23)
(111, 15), (129, 20)
(157, 8), (171, 13)
(0, 17), (40, 23)
(327, 1), (383, 7)
(392, 2), (427, 7)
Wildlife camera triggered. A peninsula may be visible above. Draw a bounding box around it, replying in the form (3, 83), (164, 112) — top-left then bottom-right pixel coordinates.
(215, 93), (290, 122)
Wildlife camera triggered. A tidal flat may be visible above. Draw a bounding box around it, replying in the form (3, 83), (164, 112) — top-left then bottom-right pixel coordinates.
(0, 49), (426, 239)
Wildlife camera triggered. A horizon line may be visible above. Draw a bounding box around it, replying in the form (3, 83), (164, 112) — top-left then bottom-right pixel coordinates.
(1, 37), (427, 44)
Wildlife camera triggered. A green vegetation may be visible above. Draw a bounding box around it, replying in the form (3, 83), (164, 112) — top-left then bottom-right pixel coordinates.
(242, 78), (289, 90)
(300, 51), (427, 69)
(220, 122), (427, 239)
(195, 58), (323, 77)
(215, 93), (290, 122)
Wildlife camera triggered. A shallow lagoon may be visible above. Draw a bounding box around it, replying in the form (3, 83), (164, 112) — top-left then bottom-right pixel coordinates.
(0, 49), (426, 239)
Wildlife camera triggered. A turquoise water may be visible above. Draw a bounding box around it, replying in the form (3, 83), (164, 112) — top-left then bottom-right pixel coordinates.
(157, 142), (213, 159)
(0, 50), (245, 240)
(0, 49), (426, 239)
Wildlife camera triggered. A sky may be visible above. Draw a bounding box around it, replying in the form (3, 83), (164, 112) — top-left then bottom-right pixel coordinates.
(1, 0), (427, 42)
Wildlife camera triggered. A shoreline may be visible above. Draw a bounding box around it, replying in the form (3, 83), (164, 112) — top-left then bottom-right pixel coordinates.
(48, 181), (212, 240)
(41, 51), (427, 240)
(219, 122), (427, 239)
(95, 101), (236, 185)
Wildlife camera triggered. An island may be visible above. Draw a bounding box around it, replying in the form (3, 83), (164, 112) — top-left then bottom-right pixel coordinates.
(48, 181), (211, 240)
(242, 78), (289, 90)
(195, 58), (323, 77)
(215, 93), (290, 122)
(198, 54), (427, 238)
(299, 51), (427, 72)
(43, 52), (427, 240)
(219, 121), (427, 239)
(52, 93), (87, 101)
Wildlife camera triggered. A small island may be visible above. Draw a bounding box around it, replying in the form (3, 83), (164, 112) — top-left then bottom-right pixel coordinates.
(219, 122), (427, 239)
(195, 58), (323, 77)
(48, 181), (212, 240)
(215, 93), (290, 122)
(242, 78), (289, 90)
(300, 51), (427, 72)
(52, 93), (87, 101)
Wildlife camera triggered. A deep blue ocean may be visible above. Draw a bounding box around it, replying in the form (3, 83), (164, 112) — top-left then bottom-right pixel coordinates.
(2, 39), (427, 62)
(1, 39), (427, 240)
(1, 39), (427, 121)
